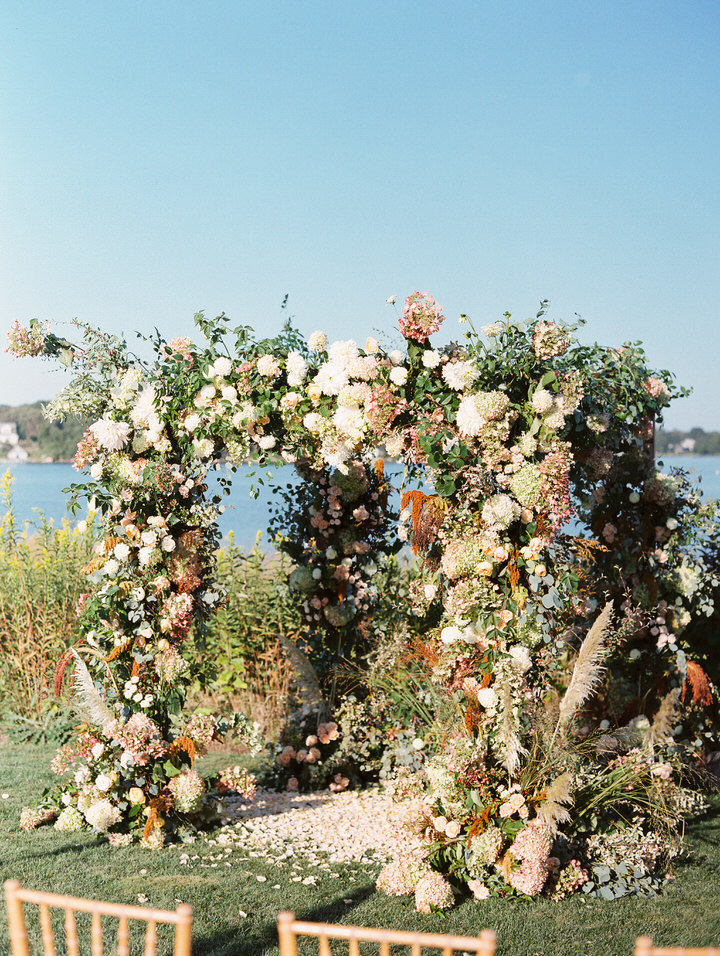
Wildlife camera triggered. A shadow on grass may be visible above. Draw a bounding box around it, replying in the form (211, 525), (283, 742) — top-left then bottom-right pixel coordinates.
(192, 883), (377, 956)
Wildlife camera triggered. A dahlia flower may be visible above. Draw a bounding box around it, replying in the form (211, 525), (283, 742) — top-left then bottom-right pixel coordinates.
(89, 416), (131, 452)
(482, 493), (520, 531)
(442, 360), (478, 391)
(256, 354), (281, 379)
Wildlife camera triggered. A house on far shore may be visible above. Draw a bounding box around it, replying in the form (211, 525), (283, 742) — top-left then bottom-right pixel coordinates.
(6, 444), (29, 462)
(0, 422), (19, 446)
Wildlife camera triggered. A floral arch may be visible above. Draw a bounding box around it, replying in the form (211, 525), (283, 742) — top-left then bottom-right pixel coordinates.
(9, 293), (718, 904)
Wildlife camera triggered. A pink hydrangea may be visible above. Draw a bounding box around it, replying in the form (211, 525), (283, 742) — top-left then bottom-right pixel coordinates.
(414, 871), (455, 913)
(168, 769), (206, 813)
(532, 321), (571, 359)
(377, 855), (429, 895)
(399, 292), (445, 343)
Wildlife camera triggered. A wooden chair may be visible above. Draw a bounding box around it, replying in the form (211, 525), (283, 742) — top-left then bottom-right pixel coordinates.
(277, 911), (496, 956)
(634, 939), (720, 956)
(4, 880), (193, 956)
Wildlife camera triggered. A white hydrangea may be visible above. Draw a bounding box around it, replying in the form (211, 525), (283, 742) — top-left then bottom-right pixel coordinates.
(476, 687), (497, 708)
(286, 350), (308, 386)
(531, 388), (554, 415)
(333, 406), (366, 442)
(308, 330), (328, 351)
(256, 354), (281, 379)
(384, 432), (405, 458)
(84, 799), (121, 832)
(482, 494), (521, 531)
(209, 356), (232, 378)
(442, 360), (478, 391)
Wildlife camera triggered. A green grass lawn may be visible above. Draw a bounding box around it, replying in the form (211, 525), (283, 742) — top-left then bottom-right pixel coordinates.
(1, 742), (719, 955)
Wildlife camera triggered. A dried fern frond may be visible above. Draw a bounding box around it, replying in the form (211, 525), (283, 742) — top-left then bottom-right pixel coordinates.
(647, 687), (681, 750)
(535, 771), (573, 834)
(277, 634), (323, 711)
(70, 649), (114, 728)
(498, 674), (524, 777)
(558, 601), (614, 726)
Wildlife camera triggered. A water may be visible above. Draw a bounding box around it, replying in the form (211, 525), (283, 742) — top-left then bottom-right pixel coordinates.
(2, 456), (719, 550)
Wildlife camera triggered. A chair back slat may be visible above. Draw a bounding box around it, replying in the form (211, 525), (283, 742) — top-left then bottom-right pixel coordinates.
(635, 939), (720, 956)
(319, 935), (332, 956)
(277, 912), (497, 956)
(144, 918), (158, 956)
(4, 881), (192, 956)
(38, 904), (55, 956)
(117, 915), (130, 956)
(64, 909), (79, 956)
(91, 912), (103, 956)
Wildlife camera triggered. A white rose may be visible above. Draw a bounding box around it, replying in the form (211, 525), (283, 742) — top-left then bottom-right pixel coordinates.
(95, 773), (113, 792)
(221, 385), (238, 403)
(138, 546), (154, 567)
(120, 751), (134, 769)
(389, 350), (404, 365)
(114, 542), (130, 561)
(476, 687), (497, 708)
(90, 463), (103, 479)
(422, 350), (440, 368)
(365, 337), (379, 353)
(183, 413), (202, 432)
(325, 547), (338, 559)
(311, 568), (322, 580)
(103, 559), (120, 577)
(91, 743), (105, 760)
(389, 366), (408, 386)
(386, 295), (397, 305)
(141, 530), (157, 547)
(258, 435), (277, 450)
(440, 625), (463, 644)
(423, 584), (438, 601)
(161, 537), (176, 552)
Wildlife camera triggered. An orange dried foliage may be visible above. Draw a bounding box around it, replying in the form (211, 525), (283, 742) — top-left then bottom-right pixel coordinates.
(682, 661), (714, 708)
(464, 702), (481, 733)
(103, 536), (122, 554)
(169, 736), (197, 766)
(142, 808), (158, 840)
(104, 636), (134, 662)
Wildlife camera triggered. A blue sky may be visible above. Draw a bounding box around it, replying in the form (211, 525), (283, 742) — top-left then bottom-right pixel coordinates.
(1, 1), (718, 428)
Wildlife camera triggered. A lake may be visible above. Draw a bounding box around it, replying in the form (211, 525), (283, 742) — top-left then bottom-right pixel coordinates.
(2, 456), (719, 550)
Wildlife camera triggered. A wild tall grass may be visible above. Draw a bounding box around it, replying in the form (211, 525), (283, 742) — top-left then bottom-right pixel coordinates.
(0, 475), (303, 732)
(0, 472), (94, 719)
